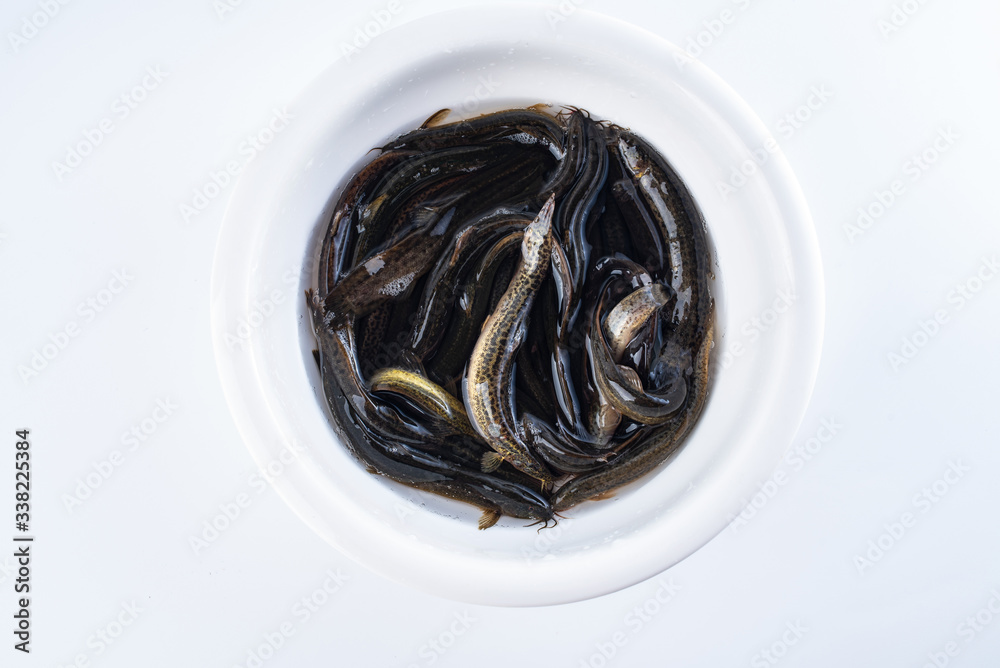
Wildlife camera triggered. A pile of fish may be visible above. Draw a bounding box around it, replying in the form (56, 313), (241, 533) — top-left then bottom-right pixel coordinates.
(308, 106), (714, 529)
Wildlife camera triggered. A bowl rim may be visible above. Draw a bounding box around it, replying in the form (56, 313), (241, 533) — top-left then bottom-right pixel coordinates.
(210, 4), (825, 607)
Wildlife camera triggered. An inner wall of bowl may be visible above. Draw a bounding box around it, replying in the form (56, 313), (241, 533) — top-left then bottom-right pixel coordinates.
(249, 41), (789, 561)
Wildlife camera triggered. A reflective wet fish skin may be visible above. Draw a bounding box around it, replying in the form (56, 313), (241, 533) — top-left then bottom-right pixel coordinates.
(552, 317), (713, 512)
(609, 176), (665, 278)
(463, 196), (557, 486)
(321, 149), (418, 291)
(611, 130), (713, 354)
(308, 292), (552, 527)
(384, 107), (566, 156)
(406, 214), (531, 362)
(542, 114), (611, 444)
(604, 283), (672, 362)
(368, 367), (479, 440)
(551, 131), (715, 509)
(325, 154), (550, 320)
(576, 255), (654, 443)
(427, 229), (525, 386)
(324, 224), (452, 319)
(350, 144), (514, 266)
(553, 112), (608, 329)
(311, 106), (715, 525)
(589, 282), (687, 425)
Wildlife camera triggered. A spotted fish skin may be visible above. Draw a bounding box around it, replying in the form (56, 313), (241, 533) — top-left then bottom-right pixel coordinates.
(463, 195), (557, 486)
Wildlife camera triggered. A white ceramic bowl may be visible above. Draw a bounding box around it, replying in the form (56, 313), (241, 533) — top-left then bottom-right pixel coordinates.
(210, 5), (824, 606)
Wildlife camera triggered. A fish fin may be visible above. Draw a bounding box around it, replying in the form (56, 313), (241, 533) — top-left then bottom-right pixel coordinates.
(364, 193), (387, 221)
(617, 365), (644, 393)
(421, 108), (452, 128)
(598, 403), (621, 429)
(478, 508), (501, 530)
(517, 415), (537, 443)
(397, 348), (427, 376)
(408, 207), (443, 232)
(481, 451), (504, 473)
(591, 489), (618, 502)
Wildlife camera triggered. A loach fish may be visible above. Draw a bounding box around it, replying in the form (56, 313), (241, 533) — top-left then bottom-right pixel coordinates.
(570, 255), (654, 446)
(324, 224), (452, 320)
(368, 367), (479, 440)
(308, 291), (552, 528)
(349, 144), (513, 267)
(603, 283), (672, 362)
(551, 131), (715, 511)
(588, 280), (687, 426)
(383, 107), (566, 157)
(406, 213), (532, 362)
(610, 130), (713, 353)
(427, 228), (525, 387)
(463, 195), (558, 487)
(320, 149), (418, 291)
(544, 113), (610, 443)
(582, 282), (673, 445)
(325, 154), (551, 321)
(552, 317), (713, 512)
(310, 105), (715, 526)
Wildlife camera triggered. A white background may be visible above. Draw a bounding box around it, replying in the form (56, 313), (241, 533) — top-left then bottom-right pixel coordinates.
(2, 0), (999, 666)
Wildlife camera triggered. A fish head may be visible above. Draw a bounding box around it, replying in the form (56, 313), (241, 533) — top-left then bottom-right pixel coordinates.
(521, 194), (555, 265)
(617, 137), (649, 177)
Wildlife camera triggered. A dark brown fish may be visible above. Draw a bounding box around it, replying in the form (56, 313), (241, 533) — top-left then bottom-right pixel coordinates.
(309, 106), (715, 526)
(463, 196), (557, 486)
